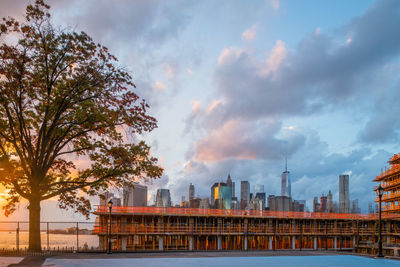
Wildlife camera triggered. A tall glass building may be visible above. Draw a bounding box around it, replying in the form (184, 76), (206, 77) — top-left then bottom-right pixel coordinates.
(213, 182), (232, 210)
(156, 189), (171, 207)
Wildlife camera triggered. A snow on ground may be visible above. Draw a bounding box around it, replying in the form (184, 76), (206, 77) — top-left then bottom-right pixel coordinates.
(0, 257), (23, 267)
(43, 255), (398, 267)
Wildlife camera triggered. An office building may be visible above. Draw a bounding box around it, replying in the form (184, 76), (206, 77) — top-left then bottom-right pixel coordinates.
(313, 197), (320, 213)
(199, 198), (210, 209)
(226, 174), (235, 199)
(189, 183), (195, 202)
(268, 195), (291, 211)
(231, 196), (239, 209)
(255, 192), (266, 209)
(291, 200), (305, 212)
(281, 159), (291, 197)
(368, 202), (374, 214)
(351, 199), (361, 214)
(123, 184), (147, 207)
(248, 198), (264, 211)
(327, 190), (333, 213)
(320, 195), (327, 212)
(211, 182), (219, 208)
(156, 189), (171, 207)
(339, 174), (350, 213)
(213, 182), (232, 210)
(298, 200), (306, 211)
(240, 181), (250, 209)
(190, 198), (201, 209)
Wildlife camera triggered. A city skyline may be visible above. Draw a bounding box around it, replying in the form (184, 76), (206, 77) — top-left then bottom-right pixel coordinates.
(1, 0), (400, 222)
(109, 169), (363, 215)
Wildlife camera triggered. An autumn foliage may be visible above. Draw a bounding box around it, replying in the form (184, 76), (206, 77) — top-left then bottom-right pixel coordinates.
(0, 0), (162, 251)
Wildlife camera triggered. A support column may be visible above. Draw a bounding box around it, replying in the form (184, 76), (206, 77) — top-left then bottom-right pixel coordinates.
(244, 236), (248, 251)
(100, 236), (105, 250)
(121, 217), (127, 233)
(334, 236), (337, 250)
(314, 237), (317, 250)
(218, 236), (222, 251)
(292, 236), (296, 250)
(189, 236), (193, 251)
(352, 236), (356, 248)
(159, 236), (164, 251)
(269, 236), (273, 250)
(121, 236), (127, 251)
(387, 236), (390, 245)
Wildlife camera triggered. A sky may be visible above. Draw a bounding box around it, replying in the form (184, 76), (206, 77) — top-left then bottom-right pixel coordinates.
(0, 0), (399, 221)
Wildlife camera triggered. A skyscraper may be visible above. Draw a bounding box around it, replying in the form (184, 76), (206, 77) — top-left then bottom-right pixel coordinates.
(123, 184), (147, 207)
(189, 183), (195, 201)
(327, 190), (333, 213)
(226, 174), (232, 187)
(281, 173), (287, 196)
(313, 197), (320, 213)
(226, 174), (235, 198)
(351, 199), (361, 214)
(320, 195), (327, 212)
(339, 174), (350, 213)
(211, 182), (219, 208)
(213, 183), (232, 210)
(156, 189), (171, 207)
(255, 192), (266, 209)
(281, 158), (291, 197)
(240, 181), (250, 209)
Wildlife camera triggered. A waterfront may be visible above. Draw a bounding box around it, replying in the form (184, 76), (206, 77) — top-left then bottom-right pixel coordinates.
(0, 232), (98, 250)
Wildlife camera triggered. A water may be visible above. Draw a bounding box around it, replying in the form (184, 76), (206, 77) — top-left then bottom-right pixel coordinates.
(42, 256), (400, 267)
(0, 232), (99, 250)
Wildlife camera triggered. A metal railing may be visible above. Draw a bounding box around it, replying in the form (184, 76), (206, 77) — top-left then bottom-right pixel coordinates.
(94, 206), (399, 220)
(0, 221), (99, 252)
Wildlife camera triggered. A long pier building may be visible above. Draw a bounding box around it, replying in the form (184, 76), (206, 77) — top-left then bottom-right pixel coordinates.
(94, 206), (400, 255)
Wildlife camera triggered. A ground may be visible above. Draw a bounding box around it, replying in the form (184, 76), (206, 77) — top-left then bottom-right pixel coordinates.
(1, 251), (399, 267)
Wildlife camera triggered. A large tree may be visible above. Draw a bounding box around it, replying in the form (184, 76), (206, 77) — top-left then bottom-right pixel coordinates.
(0, 1), (162, 251)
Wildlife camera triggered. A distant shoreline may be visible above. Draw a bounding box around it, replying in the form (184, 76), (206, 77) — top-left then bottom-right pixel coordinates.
(0, 231), (94, 235)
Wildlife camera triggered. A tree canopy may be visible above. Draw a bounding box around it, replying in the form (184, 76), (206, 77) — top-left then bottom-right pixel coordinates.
(0, 0), (162, 251)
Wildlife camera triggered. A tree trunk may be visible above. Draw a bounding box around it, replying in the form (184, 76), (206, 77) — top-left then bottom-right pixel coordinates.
(28, 197), (41, 252)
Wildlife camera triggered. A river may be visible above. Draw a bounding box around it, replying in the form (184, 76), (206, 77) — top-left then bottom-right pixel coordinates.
(0, 231), (99, 250)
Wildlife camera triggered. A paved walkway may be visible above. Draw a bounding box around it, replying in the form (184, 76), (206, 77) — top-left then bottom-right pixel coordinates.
(0, 257), (23, 267)
(2, 251), (399, 266)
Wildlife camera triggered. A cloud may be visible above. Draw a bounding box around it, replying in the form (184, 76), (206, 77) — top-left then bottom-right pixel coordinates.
(195, 118), (305, 162)
(271, 0), (280, 10)
(181, 0), (400, 211)
(259, 40), (287, 76)
(154, 81), (166, 91)
(241, 24), (258, 42)
(165, 64), (176, 77)
(358, 80), (400, 143)
(192, 100), (201, 113)
(205, 0), (400, 124)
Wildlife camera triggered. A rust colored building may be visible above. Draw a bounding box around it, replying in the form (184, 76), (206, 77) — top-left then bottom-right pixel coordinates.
(94, 206), (400, 255)
(375, 152), (400, 215)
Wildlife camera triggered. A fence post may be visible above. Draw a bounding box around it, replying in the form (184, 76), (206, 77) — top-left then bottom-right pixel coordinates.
(47, 222), (50, 251)
(16, 222), (20, 252)
(76, 222), (79, 251)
